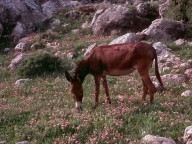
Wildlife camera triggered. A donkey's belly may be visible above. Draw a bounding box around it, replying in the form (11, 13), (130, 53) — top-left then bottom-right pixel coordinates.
(105, 68), (135, 76)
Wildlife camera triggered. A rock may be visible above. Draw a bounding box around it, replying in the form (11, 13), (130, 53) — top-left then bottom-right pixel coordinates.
(50, 19), (61, 29)
(31, 42), (45, 50)
(0, 23), (3, 37)
(181, 90), (192, 97)
(89, 9), (105, 28)
(185, 69), (192, 79)
(84, 43), (97, 56)
(4, 48), (11, 53)
(1, 0), (82, 44)
(42, 0), (81, 18)
(136, 2), (158, 18)
(187, 59), (192, 66)
(46, 42), (60, 49)
(81, 21), (90, 29)
(109, 33), (147, 45)
(141, 18), (185, 41)
(175, 39), (187, 46)
(141, 134), (176, 144)
(16, 141), (30, 144)
(183, 126), (192, 144)
(15, 42), (31, 52)
(179, 63), (191, 71)
(15, 78), (32, 86)
(152, 42), (169, 55)
(71, 29), (81, 35)
(161, 74), (189, 83)
(10, 22), (28, 44)
(8, 53), (28, 70)
(92, 5), (151, 36)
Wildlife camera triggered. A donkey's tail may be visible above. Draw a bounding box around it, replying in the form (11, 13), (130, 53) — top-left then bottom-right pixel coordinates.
(154, 50), (166, 92)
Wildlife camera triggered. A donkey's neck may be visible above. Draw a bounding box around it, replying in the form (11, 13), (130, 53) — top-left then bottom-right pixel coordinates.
(75, 60), (89, 82)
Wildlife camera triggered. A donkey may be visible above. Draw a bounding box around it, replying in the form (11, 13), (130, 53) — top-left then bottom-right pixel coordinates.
(65, 42), (165, 109)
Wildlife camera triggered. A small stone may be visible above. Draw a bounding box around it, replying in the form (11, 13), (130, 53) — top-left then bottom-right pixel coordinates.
(175, 38), (186, 46)
(141, 134), (176, 144)
(181, 90), (192, 97)
(4, 48), (11, 53)
(15, 79), (32, 86)
(180, 63), (191, 70)
(185, 69), (192, 79)
(16, 141), (30, 144)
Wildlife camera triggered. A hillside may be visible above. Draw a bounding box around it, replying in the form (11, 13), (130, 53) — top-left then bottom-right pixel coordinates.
(0, 0), (192, 144)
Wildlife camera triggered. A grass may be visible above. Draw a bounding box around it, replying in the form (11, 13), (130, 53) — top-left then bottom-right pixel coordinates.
(1, 6), (192, 144)
(1, 72), (192, 143)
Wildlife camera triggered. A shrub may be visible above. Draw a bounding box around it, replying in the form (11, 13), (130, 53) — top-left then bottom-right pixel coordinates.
(165, 0), (192, 38)
(17, 51), (69, 78)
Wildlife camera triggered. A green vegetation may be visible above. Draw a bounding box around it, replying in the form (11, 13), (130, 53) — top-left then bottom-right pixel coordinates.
(17, 52), (70, 78)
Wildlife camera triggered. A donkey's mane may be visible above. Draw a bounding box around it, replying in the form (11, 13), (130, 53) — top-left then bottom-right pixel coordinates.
(74, 60), (89, 82)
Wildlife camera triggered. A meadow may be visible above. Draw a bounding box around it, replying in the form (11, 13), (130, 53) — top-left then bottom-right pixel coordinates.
(1, 7), (192, 144)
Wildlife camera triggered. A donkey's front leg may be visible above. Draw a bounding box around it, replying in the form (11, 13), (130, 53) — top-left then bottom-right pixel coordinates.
(93, 75), (101, 108)
(102, 75), (111, 104)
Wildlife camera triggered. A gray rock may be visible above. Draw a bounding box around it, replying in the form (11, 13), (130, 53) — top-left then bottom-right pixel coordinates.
(84, 43), (97, 56)
(185, 69), (192, 79)
(8, 53), (28, 70)
(4, 48), (11, 53)
(109, 33), (147, 45)
(136, 2), (158, 18)
(92, 5), (151, 35)
(15, 79), (32, 86)
(10, 22), (27, 44)
(183, 126), (192, 144)
(141, 18), (185, 41)
(187, 59), (192, 66)
(50, 19), (61, 29)
(141, 134), (176, 144)
(42, 0), (81, 18)
(152, 42), (170, 55)
(181, 90), (192, 97)
(15, 42), (30, 52)
(179, 63), (191, 71)
(16, 141), (30, 144)
(161, 74), (189, 83)
(175, 39), (187, 46)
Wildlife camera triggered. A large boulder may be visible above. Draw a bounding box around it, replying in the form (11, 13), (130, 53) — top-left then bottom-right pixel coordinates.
(109, 32), (147, 45)
(91, 5), (151, 36)
(141, 18), (185, 41)
(0, 0), (81, 44)
(42, 0), (81, 18)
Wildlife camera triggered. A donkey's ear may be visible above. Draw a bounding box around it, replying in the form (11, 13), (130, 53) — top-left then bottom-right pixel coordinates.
(65, 71), (74, 82)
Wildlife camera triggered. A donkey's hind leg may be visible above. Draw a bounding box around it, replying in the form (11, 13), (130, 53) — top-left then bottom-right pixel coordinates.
(137, 65), (156, 104)
(141, 79), (148, 103)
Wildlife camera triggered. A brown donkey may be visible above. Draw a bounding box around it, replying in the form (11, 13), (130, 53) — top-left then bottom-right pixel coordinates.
(65, 42), (165, 109)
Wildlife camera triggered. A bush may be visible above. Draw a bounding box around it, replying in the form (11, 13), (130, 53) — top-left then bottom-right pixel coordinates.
(165, 0), (192, 38)
(17, 51), (69, 78)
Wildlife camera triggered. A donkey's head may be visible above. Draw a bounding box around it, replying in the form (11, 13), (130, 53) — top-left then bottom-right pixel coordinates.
(65, 71), (83, 109)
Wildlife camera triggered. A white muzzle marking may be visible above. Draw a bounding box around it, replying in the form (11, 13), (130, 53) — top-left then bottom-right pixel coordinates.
(75, 101), (82, 109)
